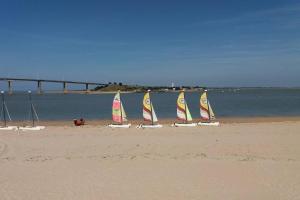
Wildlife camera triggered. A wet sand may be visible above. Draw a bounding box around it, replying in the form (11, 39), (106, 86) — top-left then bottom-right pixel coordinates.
(4, 116), (300, 126)
(0, 119), (300, 200)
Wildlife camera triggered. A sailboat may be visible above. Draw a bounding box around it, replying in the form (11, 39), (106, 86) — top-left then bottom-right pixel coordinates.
(173, 90), (197, 127)
(19, 91), (45, 131)
(0, 91), (18, 130)
(137, 90), (162, 128)
(198, 90), (220, 126)
(108, 91), (131, 128)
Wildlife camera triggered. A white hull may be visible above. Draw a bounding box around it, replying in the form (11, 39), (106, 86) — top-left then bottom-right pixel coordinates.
(108, 124), (131, 128)
(0, 126), (18, 131)
(198, 122), (220, 126)
(136, 124), (163, 128)
(19, 126), (45, 131)
(173, 123), (197, 127)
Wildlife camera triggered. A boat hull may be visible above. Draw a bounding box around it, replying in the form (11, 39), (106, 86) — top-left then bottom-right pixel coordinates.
(108, 124), (131, 128)
(19, 126), (45, 131)
(173, 123), (197, 127)
(198, 122), (220, 126)
(0, 126), (18, 131)
(136, 124), (163, 128)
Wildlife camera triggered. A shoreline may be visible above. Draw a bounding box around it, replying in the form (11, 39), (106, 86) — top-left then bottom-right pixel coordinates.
(4, 116), (300, 126)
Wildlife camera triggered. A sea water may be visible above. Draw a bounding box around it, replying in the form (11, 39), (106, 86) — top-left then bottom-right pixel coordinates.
(2, 88), (300, 121)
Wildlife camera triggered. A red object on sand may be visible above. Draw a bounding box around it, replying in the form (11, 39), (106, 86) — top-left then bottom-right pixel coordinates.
(74, 118), (85, 126)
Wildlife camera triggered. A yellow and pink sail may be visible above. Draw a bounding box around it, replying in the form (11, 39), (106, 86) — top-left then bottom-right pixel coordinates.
(200, 91), (215, 121)
(112, 91), (128, 124)
(143, 91), (158, 124)
(176, 90), (193, 122)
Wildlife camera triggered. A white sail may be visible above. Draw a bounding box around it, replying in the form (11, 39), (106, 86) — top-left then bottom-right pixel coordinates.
(208, 101), (215, 120)
(151, 104), (158, 123)
(121, 102), (128, 122)
(186, 105), (193, 121)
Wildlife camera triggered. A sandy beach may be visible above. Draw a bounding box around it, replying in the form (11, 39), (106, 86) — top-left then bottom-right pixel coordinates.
(1, 119), (300, 200)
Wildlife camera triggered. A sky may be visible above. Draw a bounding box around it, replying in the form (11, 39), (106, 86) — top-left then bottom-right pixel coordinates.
(0, 0), (300, 88)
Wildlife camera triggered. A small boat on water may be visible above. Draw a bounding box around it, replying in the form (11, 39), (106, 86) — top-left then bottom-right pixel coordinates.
(0, 91), (18, 131)
(173, 90), (197, 127)
(108, 91), (131, 128)
(137, 90), (162, 128)
(198, 90), (220, 126)
(19, 91), (45, 131)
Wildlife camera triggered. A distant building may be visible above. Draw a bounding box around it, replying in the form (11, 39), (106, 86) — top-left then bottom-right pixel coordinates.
(171, 82), (175, 90)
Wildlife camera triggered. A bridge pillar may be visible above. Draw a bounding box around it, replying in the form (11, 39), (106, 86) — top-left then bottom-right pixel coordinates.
(8, 80), (12, 95)
(37, 81), (42, 94)
(85, 83), (90, 93)
(63, 82), (67, 94)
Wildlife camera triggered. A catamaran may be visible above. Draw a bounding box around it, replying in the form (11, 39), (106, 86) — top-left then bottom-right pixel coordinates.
(137, 90), (162, 128)
(0, 91), (18, 130)
(198, 90), (220, 126)
(173, 90), (197, 127)
(108, 91), (131, 128)
(19, 91), (45, 131)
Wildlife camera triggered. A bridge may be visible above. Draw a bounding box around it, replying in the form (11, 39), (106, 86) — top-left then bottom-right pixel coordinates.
(0, 77), (106, 94)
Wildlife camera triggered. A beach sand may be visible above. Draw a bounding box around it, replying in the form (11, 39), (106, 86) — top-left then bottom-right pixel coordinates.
(1, 119), (300, 200)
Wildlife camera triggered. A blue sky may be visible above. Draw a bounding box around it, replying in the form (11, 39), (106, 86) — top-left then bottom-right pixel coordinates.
(0, 0), (300, 88)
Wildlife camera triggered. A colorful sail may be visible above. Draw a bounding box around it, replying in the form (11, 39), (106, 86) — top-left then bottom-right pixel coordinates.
(200, 91), (215, 120)
(143, 91), (158, 123)
(177, 91), (193, 122)
(112, 91), (127, 123)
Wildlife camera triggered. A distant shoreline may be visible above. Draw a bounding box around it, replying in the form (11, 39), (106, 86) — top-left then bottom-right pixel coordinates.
(5, 87), (300, 95)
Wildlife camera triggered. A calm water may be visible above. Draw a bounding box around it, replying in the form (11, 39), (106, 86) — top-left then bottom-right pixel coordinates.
(2, 89), (300, 121)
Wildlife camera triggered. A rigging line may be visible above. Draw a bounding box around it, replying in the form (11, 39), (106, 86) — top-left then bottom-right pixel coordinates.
(0, 105), (3, 120)
(4, 102), (12, 121)
(32, 104), (39, 121)
(27, 104), (31, 122)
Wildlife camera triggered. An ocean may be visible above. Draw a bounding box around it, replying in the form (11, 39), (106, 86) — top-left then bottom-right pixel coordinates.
(1, 88), (300, 121)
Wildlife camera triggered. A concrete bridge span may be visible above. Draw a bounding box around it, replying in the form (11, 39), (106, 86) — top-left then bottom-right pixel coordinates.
(0, 77), (106, 94)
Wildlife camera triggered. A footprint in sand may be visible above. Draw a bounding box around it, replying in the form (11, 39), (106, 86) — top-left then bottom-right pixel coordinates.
(0, 141), (8, 157)
(25, 155), (53, 162)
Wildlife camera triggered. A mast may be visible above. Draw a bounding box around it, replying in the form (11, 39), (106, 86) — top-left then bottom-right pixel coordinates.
(148, 90), (154, 125)
(119, 91), (123, 125)
(1, 91), (6, 127)
(28, 91), (35, 127)
(205, 89), (211, 122)
(183, 90), (188, 124)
